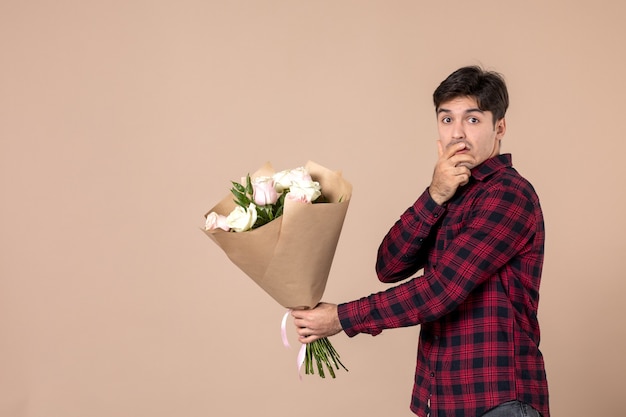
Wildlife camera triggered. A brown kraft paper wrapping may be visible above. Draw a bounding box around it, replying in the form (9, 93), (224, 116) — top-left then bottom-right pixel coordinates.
(203, 161), (352, 309)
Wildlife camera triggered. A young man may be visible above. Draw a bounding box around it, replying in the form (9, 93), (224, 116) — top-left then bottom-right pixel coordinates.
(292, 66), (549, 417)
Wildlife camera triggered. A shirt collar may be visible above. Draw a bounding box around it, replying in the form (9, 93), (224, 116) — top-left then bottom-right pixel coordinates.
(471, 154), (512, 181)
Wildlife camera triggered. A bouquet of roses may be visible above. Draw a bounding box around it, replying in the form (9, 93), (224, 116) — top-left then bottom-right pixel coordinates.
(203, 161), (352, 378)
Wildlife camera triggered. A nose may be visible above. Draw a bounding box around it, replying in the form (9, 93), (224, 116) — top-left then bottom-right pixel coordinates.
(451, 120), (465, 139)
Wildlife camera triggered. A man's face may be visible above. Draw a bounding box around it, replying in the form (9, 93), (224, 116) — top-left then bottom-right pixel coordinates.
(436, 96), (506, 169)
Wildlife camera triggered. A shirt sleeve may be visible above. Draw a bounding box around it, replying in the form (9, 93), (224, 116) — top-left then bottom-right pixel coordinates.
(338, 181), (538, 337)
(375, 188), (446, 283)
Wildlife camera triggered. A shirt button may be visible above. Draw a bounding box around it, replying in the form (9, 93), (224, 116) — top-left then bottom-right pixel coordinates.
(430, 372), (435, 377)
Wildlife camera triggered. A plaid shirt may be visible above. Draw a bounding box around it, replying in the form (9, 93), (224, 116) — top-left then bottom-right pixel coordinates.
(338, 154), (549, 417)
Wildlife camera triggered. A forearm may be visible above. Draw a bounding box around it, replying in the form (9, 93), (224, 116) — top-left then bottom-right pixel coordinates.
(339, 268), (470, 337)
(375, 189), (445, 283)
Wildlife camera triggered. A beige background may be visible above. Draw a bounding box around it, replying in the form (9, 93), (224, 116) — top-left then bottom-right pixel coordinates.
(1, 1), (624, 416)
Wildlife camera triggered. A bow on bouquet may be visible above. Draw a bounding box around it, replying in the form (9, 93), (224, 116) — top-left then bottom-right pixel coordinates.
(203, 161), (352, 378)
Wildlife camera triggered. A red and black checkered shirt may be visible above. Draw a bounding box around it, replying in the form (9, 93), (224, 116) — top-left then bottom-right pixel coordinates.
(337, 154), (549, 417)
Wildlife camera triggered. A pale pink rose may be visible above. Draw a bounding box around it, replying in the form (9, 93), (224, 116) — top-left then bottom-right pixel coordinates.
(252, 176), (279, 206)
(285, 192), (308, 203)
(205, 212), (230, 231)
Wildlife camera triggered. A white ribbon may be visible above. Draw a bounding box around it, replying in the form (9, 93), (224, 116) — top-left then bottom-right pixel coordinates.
(281, 309), (306, 380)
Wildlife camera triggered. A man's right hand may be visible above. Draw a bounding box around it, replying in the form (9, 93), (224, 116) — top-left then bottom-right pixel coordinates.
(428, 141), (476, 205)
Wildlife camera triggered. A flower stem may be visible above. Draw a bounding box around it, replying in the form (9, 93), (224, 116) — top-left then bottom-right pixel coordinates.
(304, 337), (348, 378)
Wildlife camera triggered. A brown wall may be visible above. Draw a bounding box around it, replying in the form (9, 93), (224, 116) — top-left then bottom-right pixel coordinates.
(1, 1), (624, 416)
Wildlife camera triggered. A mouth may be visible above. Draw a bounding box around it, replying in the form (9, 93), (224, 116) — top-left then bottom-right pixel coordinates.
(453, 147), (471, 156)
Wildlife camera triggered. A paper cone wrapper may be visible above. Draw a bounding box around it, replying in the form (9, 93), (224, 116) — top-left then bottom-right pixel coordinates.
(203, 161), (352, 309)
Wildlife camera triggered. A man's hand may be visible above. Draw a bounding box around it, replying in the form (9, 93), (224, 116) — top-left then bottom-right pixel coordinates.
(429, 141), (476, 205)
(291, 302), (342, 344)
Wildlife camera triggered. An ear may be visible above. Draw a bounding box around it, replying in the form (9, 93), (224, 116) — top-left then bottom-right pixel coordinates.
(495, 118), (506, 140)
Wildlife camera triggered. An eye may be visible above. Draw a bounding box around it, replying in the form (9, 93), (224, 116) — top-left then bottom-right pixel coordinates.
(468, 117), (479, 124)
(441, 116), (452, 124)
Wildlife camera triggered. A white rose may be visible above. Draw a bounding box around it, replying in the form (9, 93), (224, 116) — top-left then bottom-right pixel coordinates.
(272, 170), (293, 192)
(272, 167), (312, 192)
(205, 212), (230, 231)
(288, 167), (312, 182)
(226, 203), (258, 232)
(286, 179), (321, 203)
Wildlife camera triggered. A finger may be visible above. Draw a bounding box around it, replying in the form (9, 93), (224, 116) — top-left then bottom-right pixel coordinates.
(451, 154), (476, 168)
(293, 318), (313, 330)
(459, 175), (470, 186)
(444, 141), (467, 159)
(299, 333), (319, 344)
(291, 309), (308, 319)
(441, 141), (467, 159)
(451, 155), (474, 166)
(456, 167), (471, 184)
(454, 165), (471, 175)
(298, 327), (315, 340)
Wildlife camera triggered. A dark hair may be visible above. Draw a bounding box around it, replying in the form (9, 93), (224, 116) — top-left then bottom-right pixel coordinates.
(433, 66), (509, 123)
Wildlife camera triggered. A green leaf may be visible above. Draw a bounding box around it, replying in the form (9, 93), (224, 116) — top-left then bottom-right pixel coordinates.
(231, 181), (247, 195)
(230, 180), (252, 209)
(245, 174), (253, 196)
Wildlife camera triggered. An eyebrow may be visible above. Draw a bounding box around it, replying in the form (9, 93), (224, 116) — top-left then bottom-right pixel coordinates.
(437, 107), (485, 115)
